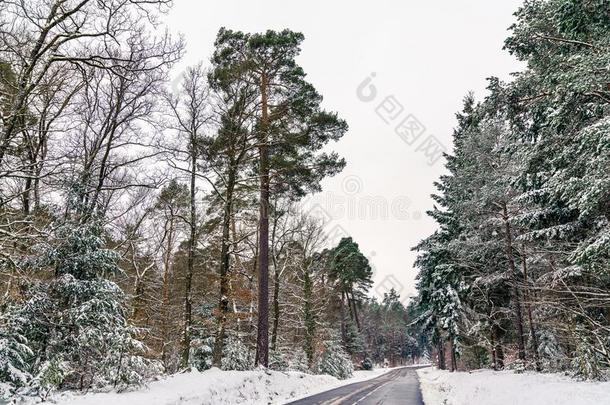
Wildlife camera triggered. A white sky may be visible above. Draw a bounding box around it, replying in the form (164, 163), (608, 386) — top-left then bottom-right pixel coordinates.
(164, 0), (525, 302)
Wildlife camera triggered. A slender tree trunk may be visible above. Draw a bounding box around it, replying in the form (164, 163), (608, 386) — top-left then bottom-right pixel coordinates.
(182, 137), (197, 368)
(350, 291), (361, 330)
(449, 339), (457, 372)
(22, 172), (32, 215)
(340, 291), (347, 343)
(255, 73), (270, 367)
(303, 269), (315, 369)
(502, 202), (526, 361)
(231, 212), (243, 334)
(249, 229), (259, 339)
(271, 266), (280, 351)
(270, 208), (281, 353)
(161, 219), (174, 371)
(492, 323), (504, 370)
(496, 343), (505, 369)
(131, 273), (145, 322)
(490, 327), (497, 369)
(522, 244), (541, 370)
(437, 337), (446, 370)
(346, 293), (355, 322)
(212, 172), (235, 367)
(249, 255), (257, 335)
(33, 156), (43, 212)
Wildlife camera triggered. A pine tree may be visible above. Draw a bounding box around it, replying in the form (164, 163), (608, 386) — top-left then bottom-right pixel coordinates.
(211, 28), (347, 367)
(205, 71), (258, 367)
(329, 237), (373, 342)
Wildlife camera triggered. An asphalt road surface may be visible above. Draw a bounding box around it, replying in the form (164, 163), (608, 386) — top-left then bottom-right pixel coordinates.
(286, 366), (427, 405)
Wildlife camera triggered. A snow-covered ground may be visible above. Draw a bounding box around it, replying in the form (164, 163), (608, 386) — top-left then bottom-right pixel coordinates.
(417, 367), (610, 405)
(44, 367), (393, 405)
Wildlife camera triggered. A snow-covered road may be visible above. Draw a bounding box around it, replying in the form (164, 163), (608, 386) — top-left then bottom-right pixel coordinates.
(286, 366), (426, 405)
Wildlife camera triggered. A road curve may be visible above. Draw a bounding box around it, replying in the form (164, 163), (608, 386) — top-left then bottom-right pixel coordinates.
(285, 366), (427, 405)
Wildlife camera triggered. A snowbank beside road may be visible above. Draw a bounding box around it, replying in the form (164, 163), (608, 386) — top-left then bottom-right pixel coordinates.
(50, 367), (393, 405)
(417, 367), (610, 405)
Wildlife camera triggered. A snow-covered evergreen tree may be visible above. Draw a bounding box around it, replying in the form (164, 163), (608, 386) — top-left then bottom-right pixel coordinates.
(3, 212), (156, 393)
(344, 320), (365, 357)
(0, 312), (33, 399)
(287, 348), (310, 373)
(191, 336), (214, 371)
(571, 325), (604, 380)
(220, 337), (252, 371)
(316, 338), (353, 380)
(269, 349), (289, 371)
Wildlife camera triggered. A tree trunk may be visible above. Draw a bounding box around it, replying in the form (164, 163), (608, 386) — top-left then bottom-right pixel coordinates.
(346, 293), (354, 322)
(502, 202), (526, 361)
(161, 219), (174, 371)
(490, 327), (497, 369)
(212, 172), (235, 367)
(33, 158), (42, 212)
(131, 273), (145, 322)
(271, 265), (281, 352)
(496, 343), (505, 369)
(22, 172), (32, 215)
(437, 338), (446, 370)
(521, 245), (541, 370)
(249, 231), (259, 338)
(303, 269), (315, 369)
(340, 291), (347, 344)
(255, 73), (270, 367)
(449, 339), (457, 372)
(350, 291), (361, 330)
(182, 136), (197, 368)
(492, 323), (504, 370)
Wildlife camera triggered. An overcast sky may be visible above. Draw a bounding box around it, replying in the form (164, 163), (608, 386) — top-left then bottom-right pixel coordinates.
(164, 0), (525, 302)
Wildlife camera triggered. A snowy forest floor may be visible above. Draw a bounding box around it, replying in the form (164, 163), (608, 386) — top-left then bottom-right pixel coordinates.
(417, 367), (610, 405)
(32, 367), (395, 405)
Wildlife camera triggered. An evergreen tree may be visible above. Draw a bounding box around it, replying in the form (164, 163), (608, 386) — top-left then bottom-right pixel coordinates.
(316, 337), (353, 380)
(221, 337), (252, 371)
(205, 71), (258, 367)
(0, 311), (33, 399)
(287, 348), (309, 373)
(2, 180), (155, 393)
(329, 237), (373, 341)
(211, 28), (348, 366)
(414, 0), (610, 377)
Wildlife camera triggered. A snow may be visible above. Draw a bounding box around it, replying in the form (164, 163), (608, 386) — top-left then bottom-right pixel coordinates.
(45, 367), (393, 405)
(417, 367), (610, 405)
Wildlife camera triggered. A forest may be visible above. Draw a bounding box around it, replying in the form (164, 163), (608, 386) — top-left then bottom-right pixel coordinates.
(0, 0), (424, 400)
(414, 0), (610, 379)
(1, 0), (609, 403)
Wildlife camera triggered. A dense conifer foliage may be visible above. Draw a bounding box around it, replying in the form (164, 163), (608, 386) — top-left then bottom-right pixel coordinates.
(414, 0), (609, 379)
